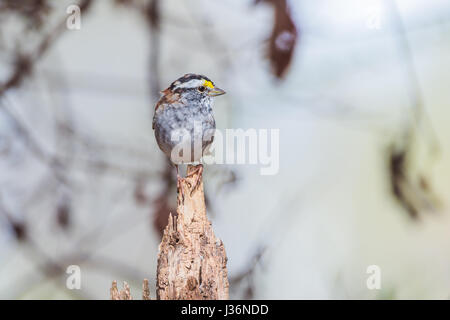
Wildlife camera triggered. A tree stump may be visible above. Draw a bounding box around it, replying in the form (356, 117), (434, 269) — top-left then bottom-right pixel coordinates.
(156, 164), (229, 299)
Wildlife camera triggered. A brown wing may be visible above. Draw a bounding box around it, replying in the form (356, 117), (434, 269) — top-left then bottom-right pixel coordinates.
(152, 100), (162, 130)
(152, 91), (181, 130)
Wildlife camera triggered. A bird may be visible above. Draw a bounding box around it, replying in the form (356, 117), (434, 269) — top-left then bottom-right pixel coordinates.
(152, 73), (226, 197)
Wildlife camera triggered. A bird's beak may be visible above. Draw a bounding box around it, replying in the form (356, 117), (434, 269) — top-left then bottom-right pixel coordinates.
(208, 87), (226, 97)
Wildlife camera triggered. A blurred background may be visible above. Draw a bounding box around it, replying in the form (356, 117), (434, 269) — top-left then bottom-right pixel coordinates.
(0, 0), (449, 299)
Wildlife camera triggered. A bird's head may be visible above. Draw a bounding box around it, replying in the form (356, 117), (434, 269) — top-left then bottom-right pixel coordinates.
(161, 74), (226, 103)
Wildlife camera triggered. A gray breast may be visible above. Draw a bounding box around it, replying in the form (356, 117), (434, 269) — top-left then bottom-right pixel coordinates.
(154, 103), (215, 164)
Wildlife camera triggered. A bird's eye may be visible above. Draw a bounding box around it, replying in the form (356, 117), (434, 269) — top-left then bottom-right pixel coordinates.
(198, 86), (206, 93)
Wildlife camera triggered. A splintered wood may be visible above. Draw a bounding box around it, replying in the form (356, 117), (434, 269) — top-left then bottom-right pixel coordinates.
(110, 279), (151, 300)
(110, 280), (133, 300)
(156, 164), (229, 300)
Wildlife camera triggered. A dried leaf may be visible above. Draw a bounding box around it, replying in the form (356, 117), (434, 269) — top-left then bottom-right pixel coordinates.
(256, 0), (298, 78)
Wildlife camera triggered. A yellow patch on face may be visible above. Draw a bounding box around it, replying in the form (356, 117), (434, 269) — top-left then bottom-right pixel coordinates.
(203, 80), (214, 89)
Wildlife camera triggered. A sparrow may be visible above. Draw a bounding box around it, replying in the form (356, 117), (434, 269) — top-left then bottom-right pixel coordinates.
(152, 73), (226, 196)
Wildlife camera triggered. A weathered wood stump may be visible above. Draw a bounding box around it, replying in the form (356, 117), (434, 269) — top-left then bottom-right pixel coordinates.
(110, 164), (229, 300)
(156, 164), (229, 300)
